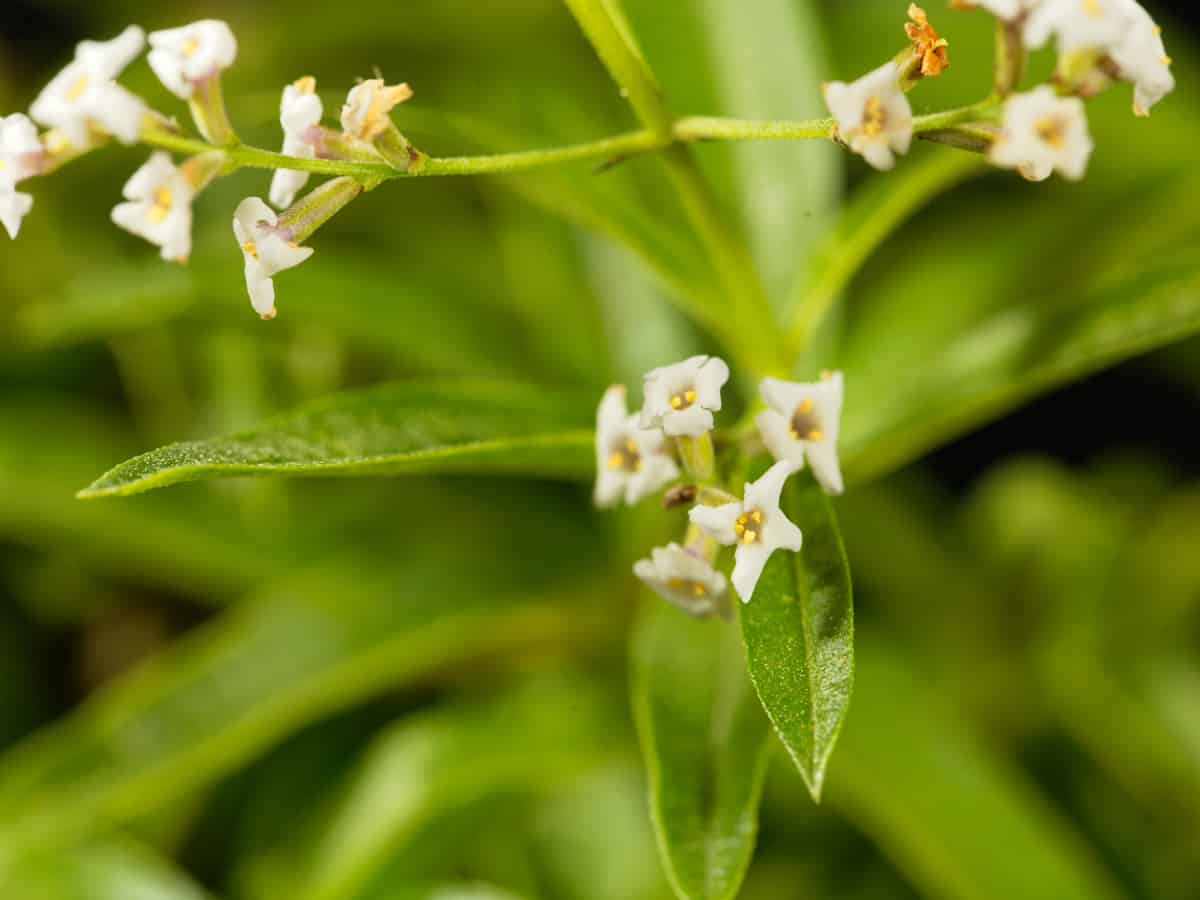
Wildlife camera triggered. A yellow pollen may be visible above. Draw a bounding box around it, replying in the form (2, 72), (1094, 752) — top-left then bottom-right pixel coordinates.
(1082, 0), (1101, 16)
(607, 437), (641, 472)
(1035, 115), (1066, 149)
(242, 241), (259, 259)
(790, 400), (823, 442)
(66, 76), (90, 102)
(735, 509), (764, 545)
(182, 37), (201, 57)
(294, 76), (317, 94)
(670, 388), (698, 411)
(1162, 55), (1173, 66)
(863, 96), (887, 137)
(146, 186), (173, 223)
(667, 578), (709, 598)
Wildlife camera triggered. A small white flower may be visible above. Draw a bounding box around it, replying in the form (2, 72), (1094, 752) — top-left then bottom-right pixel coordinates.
(594, 386), (679, 508)
(111, 152), (194, 262)
(1110, 5), (1175, 116)
(990, 86), (1093, 181)
(0, 113), (44, 239)
(30, 25), (146, 148)
(340, 79), (413, 142)
(147, 20), (237, 100)
(634, 543), (728, 618)
(756, 372), (845, 496)
(1023, 0), (1132, 54)
(824, 62), (913, 171)
(232, 197), (314, 320)
(689, 461), (804, 602)
(639, 355), (730, 438)
(269, 77), (324, 210)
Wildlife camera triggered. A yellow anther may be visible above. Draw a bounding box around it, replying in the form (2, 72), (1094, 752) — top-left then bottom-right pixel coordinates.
(862, 96), (887, 137)
(607, 437), (641, 472)
(146, 186), (173, 224)
(808, 430), (824, 442)
(242, 241), (259, 259)
(668, 578), (709, 598)
(1082, 0), (1101, 16)
(735, 509), (764, 545)
(66, 76), (90, 102)
(182, 37), (201, 57)
(294, 76), (317, 94)
(670, 388), (697, 411)
(1162, 55), (1173, 66)
(790, 400), (822, 442)
(1035, 115), (1066, 149)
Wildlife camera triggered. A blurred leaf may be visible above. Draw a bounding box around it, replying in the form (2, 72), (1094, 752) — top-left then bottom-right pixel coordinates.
(631, 602), (772, 900)
(0, 528), (611, 876)
(741, 476), (853, 801)
(0, 839), (213, 900)
(829, 639), (1125, 900)
(841, 259), (1200, 485)
(80, 380), (595, 499)
(293, 674), (617, 900)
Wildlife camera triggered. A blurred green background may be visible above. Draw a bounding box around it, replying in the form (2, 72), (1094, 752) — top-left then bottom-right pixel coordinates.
(2, 1), (1200, 898)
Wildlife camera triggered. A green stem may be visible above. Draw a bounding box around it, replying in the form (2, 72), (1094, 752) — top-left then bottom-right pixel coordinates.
(674, 116), (834, 142)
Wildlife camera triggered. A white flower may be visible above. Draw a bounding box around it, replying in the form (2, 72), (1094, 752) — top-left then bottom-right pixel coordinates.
(990, 86), (1093, 181)
(269, 77), (324, 210)
(1109, 4), (1175, 116)
(755, 372), (845, 496)
(0, 113), (43, 239)
(634, 543), (728, 618)
(340, 79), (413, 141)
(689, 461), (804, 602)
(594, 386), (679, 508)
(232, 197), (313, 320)
(964, 0), (1042, 20)
(824, 62), (913, 171)
(639, 355), (730, 438)
(147, 20), (237, 100)
(30, 26), (146, 148)
(111, 152), (194, 262)
(1024, 0), (1133, 54)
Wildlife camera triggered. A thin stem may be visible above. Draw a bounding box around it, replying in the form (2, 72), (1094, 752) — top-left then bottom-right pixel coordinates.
(674, 116), (834, 142)
(911, 98), (1002, 133)
(420, 129), (669, 175)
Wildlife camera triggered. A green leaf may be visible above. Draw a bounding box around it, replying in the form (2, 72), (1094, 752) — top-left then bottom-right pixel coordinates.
(828, 639), (1125, 900)
(294, 675), (617, 900)
(740, 476), (853, 801)
(0, 526), (611, 876)
(0, 840), (213, 900)
(631, 601), (772, 900)
(841, 259), (1200, 485)
(80, 379), (596, 499)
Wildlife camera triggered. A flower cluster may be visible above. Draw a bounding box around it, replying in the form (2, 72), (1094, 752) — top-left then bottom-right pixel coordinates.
(825, 0), (1172, 181)
(2, 19), (416, 320)
(596, 357), (845, 614)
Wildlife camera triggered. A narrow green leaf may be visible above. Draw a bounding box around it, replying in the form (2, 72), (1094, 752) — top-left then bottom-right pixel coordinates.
(0, 840), (214, 900)
(296, 675), (617, 900)
(829, 639), (1125, 900)
(631, 601), (772, 900)
(80, 379), (595, 499)
(740, 477), (853, 801)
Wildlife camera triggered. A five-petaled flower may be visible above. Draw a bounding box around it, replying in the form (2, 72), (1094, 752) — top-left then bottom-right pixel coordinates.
(148, 20), (237, 100)
(232, 197), (314, 320)
(639, 355), (730, 438)
(111, 151), (195, 262)
(690, 461), (804, 602)
(0, 113), (44, 239)
(30, 25), (146, 149)
(1024, 0), (1131, 55)
(756, 372), (845, 496)
(634, 543), (728, 619)
(990, 86), (1093, 181)
(341, 79), (413, 142)
(824, 62), (913, 171)
(594, 386), (679, 508)
(270, 77), (324, 209)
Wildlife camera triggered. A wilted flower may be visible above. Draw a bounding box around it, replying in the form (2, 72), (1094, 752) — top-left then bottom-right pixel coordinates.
(634, 543), (728, 618)
(756, 372), (845, 496)
(824, 62), (913, 171)
(232, 197), (314, 320)
(148, 20), (237, 100)
(639, 356), (730, 438)
(689, 461), (804, 602)
(111, 152), (195, 262)
(905, 4), (950, 78)
(340, 79), (413, 142)
(270, 77), (324, 209)
(990, 86), (1093, 181)
(0, 113), (44, 239)
(594, 386), (679, 507)
(30, 26), (146, 148)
